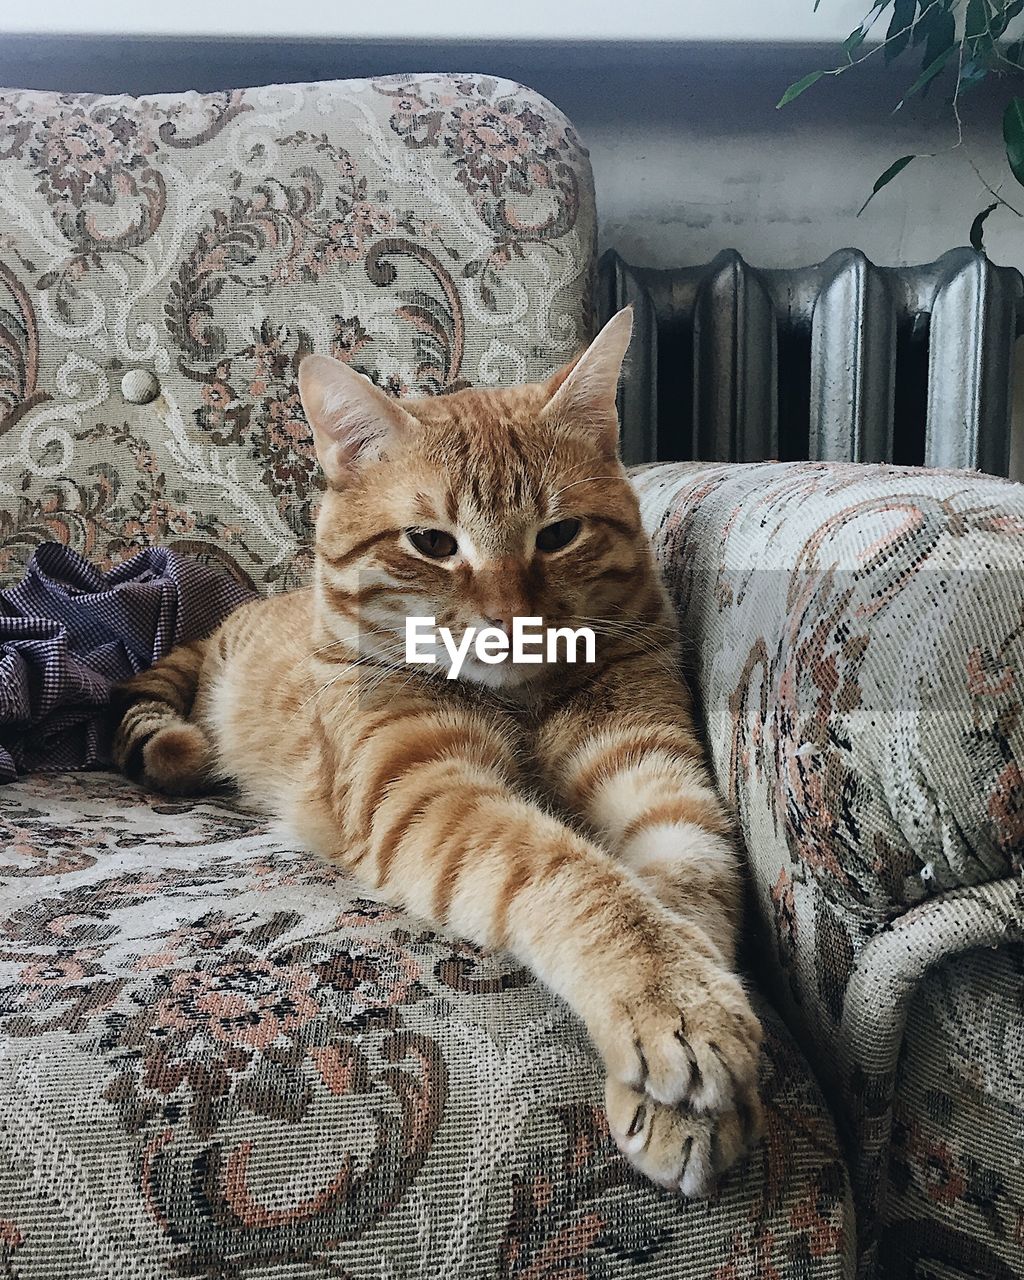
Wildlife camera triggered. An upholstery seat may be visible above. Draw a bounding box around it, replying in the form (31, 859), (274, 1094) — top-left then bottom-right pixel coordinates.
(0, 772), (855, 1278)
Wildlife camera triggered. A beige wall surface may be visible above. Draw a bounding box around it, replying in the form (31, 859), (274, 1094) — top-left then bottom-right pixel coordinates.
(0, 32), (1020, 472)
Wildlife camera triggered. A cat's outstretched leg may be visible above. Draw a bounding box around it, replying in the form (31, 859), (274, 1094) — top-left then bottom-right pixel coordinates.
(110, 637), (216, 794)
(536, 653), (744, 954)
(534, 651), (765, 1187)
(288, 683), (763, 1197)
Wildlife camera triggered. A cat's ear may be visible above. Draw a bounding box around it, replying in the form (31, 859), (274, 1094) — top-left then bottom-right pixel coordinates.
(541, 307), (633, 452)
(298, 354), (417, 487)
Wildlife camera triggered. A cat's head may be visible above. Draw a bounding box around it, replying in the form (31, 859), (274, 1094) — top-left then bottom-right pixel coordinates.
(298, 307), (666, 690)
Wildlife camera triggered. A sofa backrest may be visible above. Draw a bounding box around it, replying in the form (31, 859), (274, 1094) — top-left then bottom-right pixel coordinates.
(0, 75), (596, 590)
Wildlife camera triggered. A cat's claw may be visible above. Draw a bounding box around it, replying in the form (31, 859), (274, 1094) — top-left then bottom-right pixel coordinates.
(605, 1074), (764, 1196)
(591, 938), (763, 1114)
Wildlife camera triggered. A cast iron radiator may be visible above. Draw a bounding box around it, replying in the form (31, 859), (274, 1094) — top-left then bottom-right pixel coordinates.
(598, 247), (1024, 473)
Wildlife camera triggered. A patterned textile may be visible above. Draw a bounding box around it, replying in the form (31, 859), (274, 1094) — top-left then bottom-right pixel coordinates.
(0, 75), (861, 1280)
(633, 460), (1024, 1280)
(0, 543), (256, 781)
(0, 771), (855, 1279)
(884, 943), (1024, 1278)
(0, 76), (595, 592)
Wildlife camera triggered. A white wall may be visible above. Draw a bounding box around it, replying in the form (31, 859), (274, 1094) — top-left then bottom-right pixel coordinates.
(583, 54), (1020, 272)
(3, 0), (872, 41)
(1, 30), (1021, 471)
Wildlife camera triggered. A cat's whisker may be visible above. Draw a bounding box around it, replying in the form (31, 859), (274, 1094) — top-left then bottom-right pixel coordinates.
(547, 474), (624, 505)
(566, 615), (681, 671)
(287, 639), (413, 722)
(568, 613), (666, 643)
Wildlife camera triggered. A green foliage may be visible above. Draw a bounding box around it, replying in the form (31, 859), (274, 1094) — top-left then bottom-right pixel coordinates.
(776, 70), (827, 107)
(779, 0), (1024, 246)
(970, 200), (999, 245)
(857, 154), (917, 213)
(1003, 95), (1024, 182)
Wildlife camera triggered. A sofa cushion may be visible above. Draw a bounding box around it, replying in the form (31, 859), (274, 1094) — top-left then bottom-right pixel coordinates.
(0, 771), (854, 1279)
(0, 77), (596, 591)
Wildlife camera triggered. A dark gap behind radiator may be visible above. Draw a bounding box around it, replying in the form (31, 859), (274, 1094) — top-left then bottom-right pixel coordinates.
(776, 327), (812, 464)
(655, 309), (694, 464)
(892, 320), (930, 468)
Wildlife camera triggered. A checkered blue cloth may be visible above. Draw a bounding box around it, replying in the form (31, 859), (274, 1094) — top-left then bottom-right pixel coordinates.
(0, 544), (257, 782)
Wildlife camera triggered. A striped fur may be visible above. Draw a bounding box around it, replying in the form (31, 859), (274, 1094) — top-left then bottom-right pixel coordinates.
(111, 310), (763, 1195)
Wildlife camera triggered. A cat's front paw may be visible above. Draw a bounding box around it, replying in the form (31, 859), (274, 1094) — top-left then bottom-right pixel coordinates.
(590, 932), (763, 1115)
(605, 1074), (763, 1196)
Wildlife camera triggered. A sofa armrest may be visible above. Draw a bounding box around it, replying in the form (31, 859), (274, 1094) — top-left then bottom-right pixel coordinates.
(634, 460), (1024, 919)
(633, 459), (1024, 1263)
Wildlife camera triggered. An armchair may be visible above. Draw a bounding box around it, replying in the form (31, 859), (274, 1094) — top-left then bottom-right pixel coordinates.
(0, 75), (854, 1280)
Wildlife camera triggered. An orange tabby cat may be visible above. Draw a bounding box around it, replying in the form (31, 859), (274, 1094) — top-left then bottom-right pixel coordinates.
(111, 309), (763, 1195)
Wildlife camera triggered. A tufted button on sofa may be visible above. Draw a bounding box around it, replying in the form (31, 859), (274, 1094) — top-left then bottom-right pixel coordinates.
(120, 369), (162, 406)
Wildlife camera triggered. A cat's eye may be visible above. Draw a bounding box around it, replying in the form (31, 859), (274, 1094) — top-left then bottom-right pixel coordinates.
(536, 518), (581, 553)
(406, 528), (458, 559)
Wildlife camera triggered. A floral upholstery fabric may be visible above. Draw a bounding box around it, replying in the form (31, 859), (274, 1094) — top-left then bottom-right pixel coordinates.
(0, 772), (854, 1279)
(0, 77), (861, 1280)
(885, 943), (1024, 1278)
(634, 461), (1024, 1280)
(0, 76), (595, 591)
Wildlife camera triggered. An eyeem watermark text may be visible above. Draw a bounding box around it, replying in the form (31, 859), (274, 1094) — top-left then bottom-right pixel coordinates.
(406, 617), (596, 679)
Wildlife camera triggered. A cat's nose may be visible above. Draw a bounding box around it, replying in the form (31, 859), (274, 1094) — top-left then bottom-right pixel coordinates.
(484, 616), (511, 636)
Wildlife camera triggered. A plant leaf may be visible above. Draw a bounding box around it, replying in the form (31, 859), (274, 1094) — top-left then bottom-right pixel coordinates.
(972, 200), (998, 250)
(969, 202), (998, 251)
(966, 0), (989, 40)
(990, 0), (1024, 39)
(1003, 97), (1024, 189)
(842, 4), (887, 57)
(857, 154), (916, 215)
(843, 22), (868, 56)
(894, 46), (956, 109)
(777, 70), (826, 109)
(1004, 38), (1024, 69)
(885, 0), (918, 63)
(920, 4), (956, 63)
(913, 2), (949, 45)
